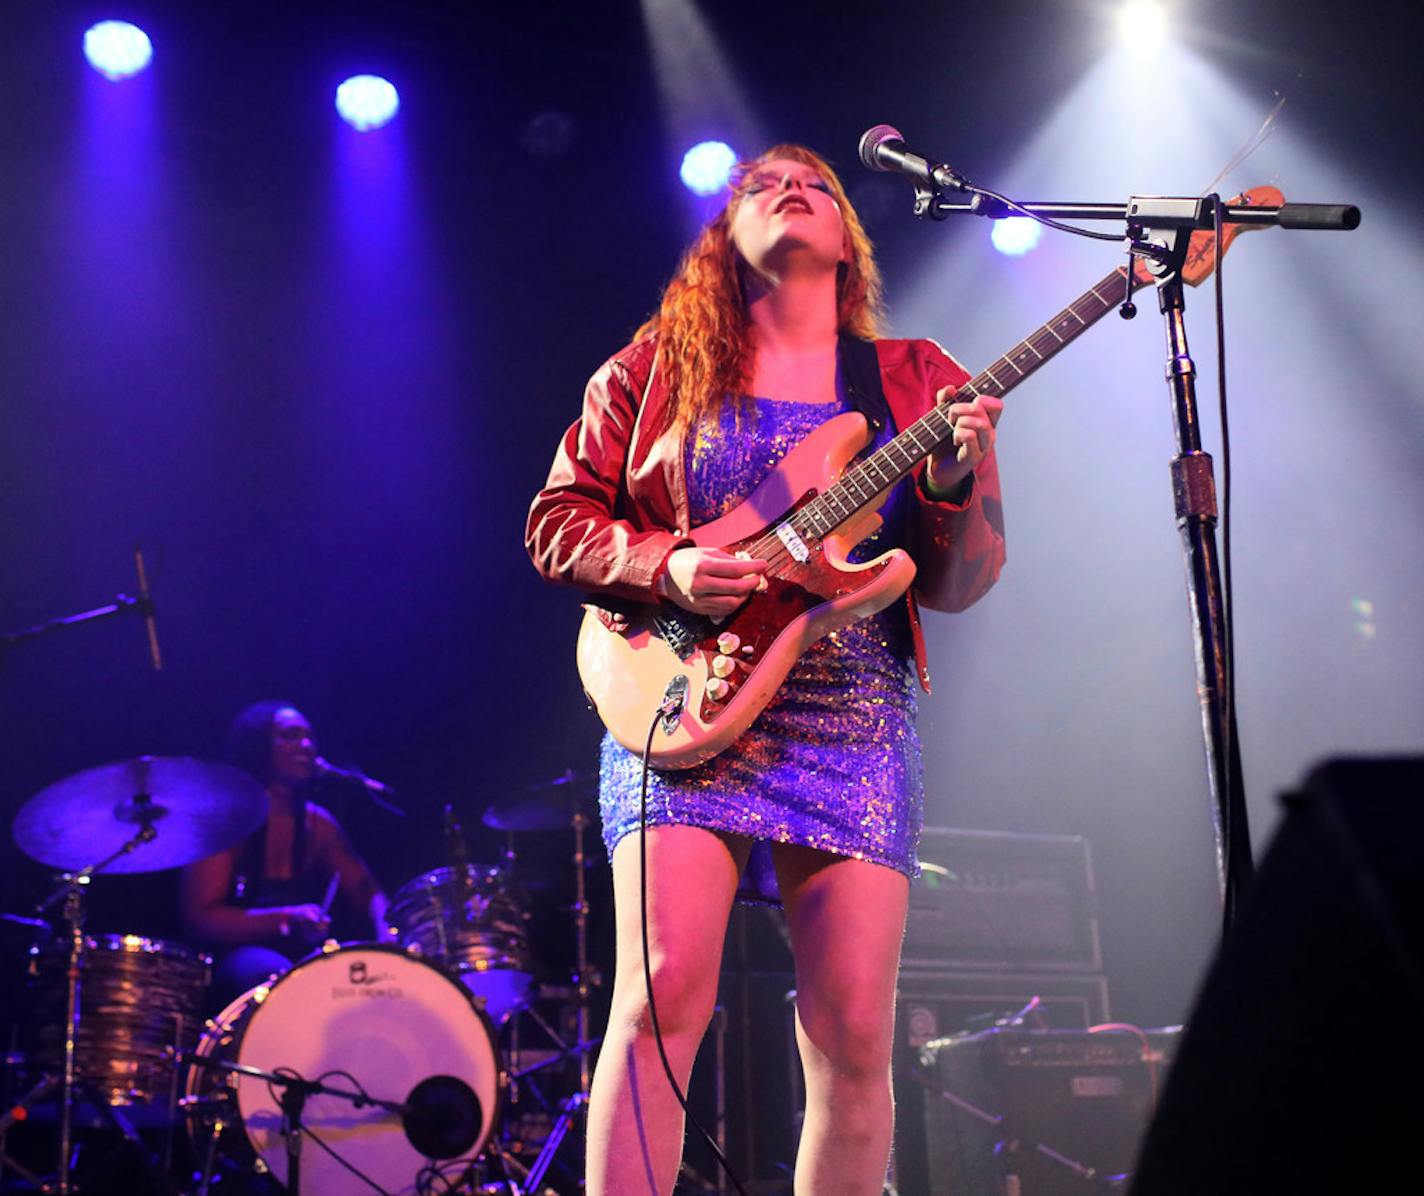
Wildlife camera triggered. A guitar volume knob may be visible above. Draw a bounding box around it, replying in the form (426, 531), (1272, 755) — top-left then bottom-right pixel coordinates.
(711, 655), (736, 679)
(716, 632), (740, 654)
(705, 677), (731, 701)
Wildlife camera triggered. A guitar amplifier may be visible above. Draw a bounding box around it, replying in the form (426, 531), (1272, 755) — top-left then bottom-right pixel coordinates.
(892, 971), (1111, 1196)
(905, 828), (1102, 972)
(910, 1027), (1181, 1196)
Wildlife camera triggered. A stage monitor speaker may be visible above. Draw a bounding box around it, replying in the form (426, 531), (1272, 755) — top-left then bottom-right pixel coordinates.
(1131, 757), (1424, 1196)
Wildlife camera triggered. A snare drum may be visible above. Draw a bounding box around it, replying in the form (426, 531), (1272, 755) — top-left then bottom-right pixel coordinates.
(184, 942), (503, 1193)
(387, 865), (533, 1022)
(24, 934), (210, 1109)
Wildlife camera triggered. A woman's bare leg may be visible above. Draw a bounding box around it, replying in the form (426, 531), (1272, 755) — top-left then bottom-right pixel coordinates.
(775, 845), (909, 1196)
(585, 825), (749, 1196)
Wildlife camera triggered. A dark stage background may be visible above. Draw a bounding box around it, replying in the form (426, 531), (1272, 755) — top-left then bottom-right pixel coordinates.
(2, 0), (1421, 1043)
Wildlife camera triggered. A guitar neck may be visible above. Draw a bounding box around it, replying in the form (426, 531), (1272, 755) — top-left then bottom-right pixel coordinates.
(796, 264), (1144, 537)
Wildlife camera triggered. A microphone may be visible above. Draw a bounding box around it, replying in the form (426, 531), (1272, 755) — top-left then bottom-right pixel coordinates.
(133, 543), (163, 671)
(858, 124), (970, 193)
(314, 756), (395, 797)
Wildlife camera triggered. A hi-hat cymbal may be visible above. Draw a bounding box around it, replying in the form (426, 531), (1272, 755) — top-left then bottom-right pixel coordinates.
(482, 770), (596, 832)
(12, 756), (269, 874)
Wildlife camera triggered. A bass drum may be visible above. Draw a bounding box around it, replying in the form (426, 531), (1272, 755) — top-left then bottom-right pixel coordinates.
(185, 943), (503, 1194)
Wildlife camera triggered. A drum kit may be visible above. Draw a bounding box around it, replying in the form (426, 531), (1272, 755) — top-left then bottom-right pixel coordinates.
(0, 757), (601, 1196)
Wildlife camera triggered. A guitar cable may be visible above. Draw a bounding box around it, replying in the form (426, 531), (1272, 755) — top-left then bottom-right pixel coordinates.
(1210, 193), (1253, 917)
(637, 706), (750, 1196)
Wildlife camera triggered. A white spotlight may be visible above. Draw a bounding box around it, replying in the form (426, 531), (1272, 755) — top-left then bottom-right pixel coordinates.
(1118, 0), (1169, 51)
(83, 20), (153, 81)
(335, 75), (400, 131)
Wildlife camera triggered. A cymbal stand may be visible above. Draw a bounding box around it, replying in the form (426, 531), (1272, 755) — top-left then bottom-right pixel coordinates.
(571, 810), (593, 1100)
(498, 811), (600, 1194)
(0, 815), (162, 1194)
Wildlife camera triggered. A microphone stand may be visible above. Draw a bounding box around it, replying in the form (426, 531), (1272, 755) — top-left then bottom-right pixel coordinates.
(0, 544), (164, 674)
(0, 594), (156, 671)
(179, 1051), (407, 1196)
(902, 179), (1359, 927)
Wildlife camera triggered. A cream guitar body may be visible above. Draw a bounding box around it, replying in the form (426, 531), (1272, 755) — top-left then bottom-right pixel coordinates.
(576, 410), (915, 770)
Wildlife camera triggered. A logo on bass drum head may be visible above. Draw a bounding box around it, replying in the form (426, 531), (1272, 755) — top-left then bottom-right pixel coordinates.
(331, 956), (402, 998)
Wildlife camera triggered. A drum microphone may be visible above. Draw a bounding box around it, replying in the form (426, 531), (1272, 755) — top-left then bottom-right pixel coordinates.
(314, 757), (395, 797)
(401, 1075), (482, 1159)
(133, 543), (163, 671)
(858, 124), (971, 193)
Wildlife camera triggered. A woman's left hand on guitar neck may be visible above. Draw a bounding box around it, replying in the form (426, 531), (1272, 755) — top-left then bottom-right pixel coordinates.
(925, 389), (1004, 499)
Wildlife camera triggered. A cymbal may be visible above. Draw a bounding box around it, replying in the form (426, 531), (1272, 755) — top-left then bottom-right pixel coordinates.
(12, 756), (269, 874)
(482, 770), (596, 832)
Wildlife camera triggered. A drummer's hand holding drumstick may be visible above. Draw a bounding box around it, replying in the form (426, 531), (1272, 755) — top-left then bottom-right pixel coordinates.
(276, 903), (332, 946)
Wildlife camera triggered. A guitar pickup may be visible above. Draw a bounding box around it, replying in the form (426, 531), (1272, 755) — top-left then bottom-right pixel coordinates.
(775, 522), (810, 562)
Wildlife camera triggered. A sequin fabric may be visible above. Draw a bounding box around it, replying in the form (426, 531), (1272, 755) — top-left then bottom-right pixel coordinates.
(598, 394), (923, 902)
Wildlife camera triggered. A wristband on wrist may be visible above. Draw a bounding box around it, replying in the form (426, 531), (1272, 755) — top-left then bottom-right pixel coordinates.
(920, 466), (975, 505)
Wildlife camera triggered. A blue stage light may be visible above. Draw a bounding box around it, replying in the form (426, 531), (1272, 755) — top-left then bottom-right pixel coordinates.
(335, 75), (400, 131)
(83, 20), (153, 81)
(990, 216), (1044, 256)
(680, 141), (737, 196)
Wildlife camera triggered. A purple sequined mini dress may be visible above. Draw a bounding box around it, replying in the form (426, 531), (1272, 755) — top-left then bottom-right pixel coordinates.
(598, 394), (923, 902)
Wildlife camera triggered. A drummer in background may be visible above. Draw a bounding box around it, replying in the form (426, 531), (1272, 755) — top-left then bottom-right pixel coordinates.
(180, 701), (391, 1008)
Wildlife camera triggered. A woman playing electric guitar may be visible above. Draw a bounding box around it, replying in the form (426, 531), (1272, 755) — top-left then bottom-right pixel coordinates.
(526, 143), (1005, 1196)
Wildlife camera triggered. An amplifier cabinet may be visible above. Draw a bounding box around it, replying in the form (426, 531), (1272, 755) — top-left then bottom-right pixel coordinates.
(906, 828), (1102, 973)
(892, 971), (1112, 1196)
(906, 1027), (1180, 1196)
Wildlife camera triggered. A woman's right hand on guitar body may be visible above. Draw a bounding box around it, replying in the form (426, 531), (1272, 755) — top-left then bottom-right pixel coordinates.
(657, 547), (768, 617)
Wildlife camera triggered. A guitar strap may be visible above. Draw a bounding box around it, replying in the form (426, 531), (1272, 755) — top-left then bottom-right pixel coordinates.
(838, 335), (892, 444)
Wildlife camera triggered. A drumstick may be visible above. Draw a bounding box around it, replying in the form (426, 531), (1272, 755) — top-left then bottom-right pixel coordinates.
(320, 871), (340, 917)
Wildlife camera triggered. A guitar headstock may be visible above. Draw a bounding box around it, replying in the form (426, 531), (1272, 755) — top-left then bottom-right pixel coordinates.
(1132, 185), (1284, 289)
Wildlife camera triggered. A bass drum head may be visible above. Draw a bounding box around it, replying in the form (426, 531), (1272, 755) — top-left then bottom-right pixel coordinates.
(232, 943), (502, 1193)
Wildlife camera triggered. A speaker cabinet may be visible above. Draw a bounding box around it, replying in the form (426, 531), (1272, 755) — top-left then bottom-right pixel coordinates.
(1131, 757), (1424, 1195)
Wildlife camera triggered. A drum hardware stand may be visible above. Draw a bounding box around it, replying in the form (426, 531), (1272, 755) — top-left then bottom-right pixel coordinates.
(0, 807), (175, 1195)
(484, 810), (603, 1196)
(524, 808), (599, 1192)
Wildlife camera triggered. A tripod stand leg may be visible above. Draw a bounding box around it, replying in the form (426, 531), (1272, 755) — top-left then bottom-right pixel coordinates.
(0, 1074), (59, 1185)
(196, 1116), (225, 1196)
(522, 1092), (586, 1193)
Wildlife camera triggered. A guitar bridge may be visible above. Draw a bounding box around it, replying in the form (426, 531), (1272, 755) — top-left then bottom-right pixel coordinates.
(652, 608), (712, 661)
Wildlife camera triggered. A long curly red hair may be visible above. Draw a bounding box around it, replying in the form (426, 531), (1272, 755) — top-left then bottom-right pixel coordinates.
(635, 144), (885, 433)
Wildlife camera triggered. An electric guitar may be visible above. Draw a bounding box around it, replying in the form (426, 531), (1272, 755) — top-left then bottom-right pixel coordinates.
(578, 187), (1281, 769)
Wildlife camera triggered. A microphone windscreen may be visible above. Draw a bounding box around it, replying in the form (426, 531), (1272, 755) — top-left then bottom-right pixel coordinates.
(859, 124), (905, 171)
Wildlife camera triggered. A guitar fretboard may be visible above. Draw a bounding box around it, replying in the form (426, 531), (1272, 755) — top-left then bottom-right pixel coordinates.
(792, 264), (1142, 538)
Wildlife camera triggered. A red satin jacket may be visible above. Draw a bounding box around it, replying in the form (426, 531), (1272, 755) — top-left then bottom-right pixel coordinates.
(525, 335), (1006, 691)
